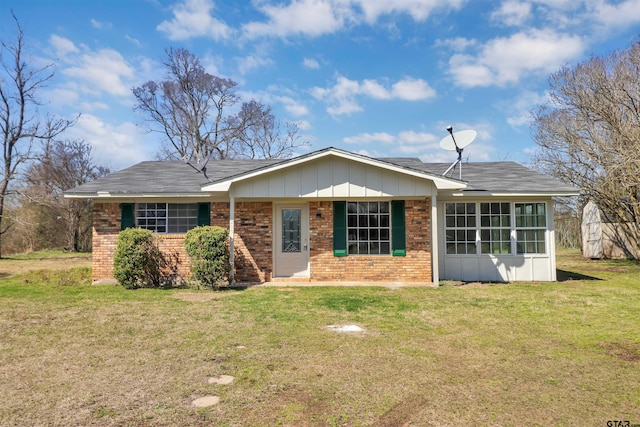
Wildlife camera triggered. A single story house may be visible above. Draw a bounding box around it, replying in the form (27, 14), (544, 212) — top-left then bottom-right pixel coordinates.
(64, 147), (578, 285)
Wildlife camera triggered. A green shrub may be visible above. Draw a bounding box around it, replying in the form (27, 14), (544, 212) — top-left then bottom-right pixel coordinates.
(184, 226), (230, 289)
(113, 228), (164, 289)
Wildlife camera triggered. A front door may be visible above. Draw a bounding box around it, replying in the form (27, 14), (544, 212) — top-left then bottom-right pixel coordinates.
(274, 204), (309, 278)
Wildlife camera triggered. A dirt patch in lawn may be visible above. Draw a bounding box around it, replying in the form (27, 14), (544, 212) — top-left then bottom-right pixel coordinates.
(0, 254), (91, 277)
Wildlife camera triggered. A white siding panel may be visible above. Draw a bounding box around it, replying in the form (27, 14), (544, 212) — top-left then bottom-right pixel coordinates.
(349, 162), (366, 197)
(317, 162), (333, 197)
(230, 156), (435, 198)
(381, 170), (398, 196)
(332, 158), (349, 196)
(268, 172), (285, 197)
(365, 167), (382, 197)
(251, 178), (269, 197)
(397, 174), (416, 195)
(300, 164), (318, 197)
(284, 167), (302, 196)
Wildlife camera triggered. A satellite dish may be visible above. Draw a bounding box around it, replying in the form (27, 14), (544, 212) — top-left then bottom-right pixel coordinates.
(439, 129), (477, 151)
(440, 126), (477, 179)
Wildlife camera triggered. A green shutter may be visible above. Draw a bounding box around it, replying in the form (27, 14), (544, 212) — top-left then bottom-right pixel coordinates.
(197, 202), (211, 226)
(333, 201), (347, 256)
(391, 200), (406, 256)
(120, 203), (134, 230)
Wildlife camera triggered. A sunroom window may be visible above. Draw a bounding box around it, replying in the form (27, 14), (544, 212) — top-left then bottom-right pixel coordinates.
(480, 202), (511, 254)
(445, 202), (477, 254)
(515, 203), (547, 254)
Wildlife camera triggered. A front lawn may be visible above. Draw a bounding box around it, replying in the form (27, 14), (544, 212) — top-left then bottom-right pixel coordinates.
(0, 250), (638, 426)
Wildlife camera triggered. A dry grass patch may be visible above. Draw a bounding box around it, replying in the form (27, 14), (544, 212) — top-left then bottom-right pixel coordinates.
(0, 249), (639, 426)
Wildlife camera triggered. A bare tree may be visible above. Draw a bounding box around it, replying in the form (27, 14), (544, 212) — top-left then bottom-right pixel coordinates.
(0, 13), (76, 257)
(133, 48), (303, 164)
(22, 139), (109, 252)
(532, 38), (640, 259)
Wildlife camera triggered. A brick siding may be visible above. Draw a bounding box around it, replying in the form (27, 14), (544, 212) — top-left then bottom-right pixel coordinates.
(309, 199), (432, 283)
(92, 199), (431, 284)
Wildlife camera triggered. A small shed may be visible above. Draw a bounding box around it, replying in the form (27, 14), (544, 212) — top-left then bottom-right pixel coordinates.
(582, 201), (639, 259)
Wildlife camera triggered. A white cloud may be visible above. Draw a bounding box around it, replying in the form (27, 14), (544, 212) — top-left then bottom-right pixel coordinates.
(353, 0), (465, 24)
(312, 75), (436, 117)
(237, 53), (273, 75)
(343, 132), (396, 144)
(434, 37), (477, 51)
(591, 0), (640, 31)
(242, 0), (352, 39)
(504, 90), (549, 127)
(303, 58), (320, 69)
(66, 115), (153, 169)
(49, 35), (78, 58)
(63, 48), (135, 97)
(490, 0), (532, 26)
(448, 29), (585, 87)
(90, 19), (111, 30)
(392, 78), (436, 100)
(157, 0), (233, 41)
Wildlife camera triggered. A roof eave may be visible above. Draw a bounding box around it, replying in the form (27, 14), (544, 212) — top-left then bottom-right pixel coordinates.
(440, 190), (580, 197)
(63, 192), (211, 199)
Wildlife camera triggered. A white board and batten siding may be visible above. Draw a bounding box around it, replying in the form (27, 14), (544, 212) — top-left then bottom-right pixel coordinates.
(437, 198), (558, 282)
(233, 157), (435, 199)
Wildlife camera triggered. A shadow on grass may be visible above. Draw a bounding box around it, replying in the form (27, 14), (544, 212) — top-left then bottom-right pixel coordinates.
(556, 269), (602, 282)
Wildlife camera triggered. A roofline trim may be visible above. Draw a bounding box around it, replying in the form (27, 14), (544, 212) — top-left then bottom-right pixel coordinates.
(201, 147), (467, 191)
(441, 190), (580, 197)
(64, 192), (211, 199)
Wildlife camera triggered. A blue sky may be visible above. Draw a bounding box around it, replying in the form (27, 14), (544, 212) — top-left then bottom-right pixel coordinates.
(1, 0), (639, 170)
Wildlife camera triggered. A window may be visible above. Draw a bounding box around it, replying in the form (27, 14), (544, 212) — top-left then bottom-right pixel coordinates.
(347, 201), (391, 255)
(136, 203), (198, 233)
(445, 202), (477, 254)
(480, 203), (511, 254)
(444, 201), (548, 256)
(515, 203), (546, 254)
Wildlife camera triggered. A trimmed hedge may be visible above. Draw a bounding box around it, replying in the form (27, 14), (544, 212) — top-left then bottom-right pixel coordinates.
(113, 228), (164, 289)
(184, 226), (230, 289)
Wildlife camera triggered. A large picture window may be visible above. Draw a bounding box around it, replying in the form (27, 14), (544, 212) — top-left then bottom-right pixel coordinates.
(136, 203), (198, 233)
(347, 201), (391, 255)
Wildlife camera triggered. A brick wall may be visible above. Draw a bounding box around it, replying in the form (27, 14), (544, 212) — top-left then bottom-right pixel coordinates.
(309, 199), (432, 283)
(92, 199), (431, 284)
(233, 202), (272, 283)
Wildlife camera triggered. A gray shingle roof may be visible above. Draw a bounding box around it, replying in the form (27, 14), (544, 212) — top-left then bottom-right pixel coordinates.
(65, 155), (576, 197)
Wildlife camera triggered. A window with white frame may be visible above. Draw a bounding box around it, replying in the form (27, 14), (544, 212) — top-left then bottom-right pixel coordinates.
(515, 202), (547, 254)
(444, 201), (548, 255)
(347, 201), (391, 255)
(445, 202), (477, 254)
(480, 202), (511, 254)
(136, 203), (198, 233)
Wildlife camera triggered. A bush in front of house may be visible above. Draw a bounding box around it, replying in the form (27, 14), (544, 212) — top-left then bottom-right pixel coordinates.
(184, 226), (230, 289)
(114, 228), (164, 289)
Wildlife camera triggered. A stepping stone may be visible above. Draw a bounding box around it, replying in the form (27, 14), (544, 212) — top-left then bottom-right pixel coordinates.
(208, 375), (234, 385)
(192, 395), (220, 407)
(327, 324), (364, 333)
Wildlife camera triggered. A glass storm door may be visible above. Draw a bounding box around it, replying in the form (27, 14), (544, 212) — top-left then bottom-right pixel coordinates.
(274, 204), (309, 278)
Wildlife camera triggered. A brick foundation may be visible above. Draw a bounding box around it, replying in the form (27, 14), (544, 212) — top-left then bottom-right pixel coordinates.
(92, 199), (432, 284)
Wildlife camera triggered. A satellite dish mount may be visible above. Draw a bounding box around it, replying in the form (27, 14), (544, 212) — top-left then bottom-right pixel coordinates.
(439, 126), (477, 179)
